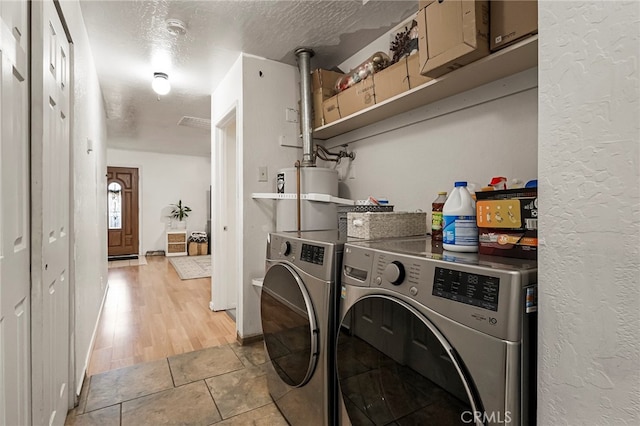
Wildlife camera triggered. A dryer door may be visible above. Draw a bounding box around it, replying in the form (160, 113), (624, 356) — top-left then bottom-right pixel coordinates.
(337, 295), (484, 426)
(261, 263), (319, 387)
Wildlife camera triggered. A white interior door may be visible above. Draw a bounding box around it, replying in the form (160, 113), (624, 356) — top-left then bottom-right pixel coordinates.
(31, 1), (71, 424)
(0, 1), (30, 425)
(212, 109), (239, 312)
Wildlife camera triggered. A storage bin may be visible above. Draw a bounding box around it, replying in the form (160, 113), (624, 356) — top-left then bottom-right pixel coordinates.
(188, 241), (209, 256)
(187, 231), (209, 256)
(347, 211), (427, 239)
(338, 205), (394, 236)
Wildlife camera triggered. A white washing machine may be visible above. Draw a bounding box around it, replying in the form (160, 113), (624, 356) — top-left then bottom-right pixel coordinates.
(337, 237), (537, 425)
(261, 231), (344, 425)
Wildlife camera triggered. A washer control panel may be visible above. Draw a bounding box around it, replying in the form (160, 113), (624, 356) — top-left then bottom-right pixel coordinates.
(432, 267), (500, 312)
(343, 241), (536, 341)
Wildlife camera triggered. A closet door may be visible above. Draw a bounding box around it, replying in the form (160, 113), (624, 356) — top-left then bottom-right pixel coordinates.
(31, 1), (72, 425)
(0, 1), (30, 425)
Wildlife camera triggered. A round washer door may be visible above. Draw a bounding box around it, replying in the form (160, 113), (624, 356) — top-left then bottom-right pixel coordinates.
(337, 295), (483, 426)
(260, 263), (318, 387)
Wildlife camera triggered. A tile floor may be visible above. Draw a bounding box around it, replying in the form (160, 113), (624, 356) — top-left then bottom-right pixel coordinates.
(65, 341), (287, 426)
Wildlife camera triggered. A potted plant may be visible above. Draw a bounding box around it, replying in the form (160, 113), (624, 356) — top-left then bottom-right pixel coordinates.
(170, 200), (192, 229)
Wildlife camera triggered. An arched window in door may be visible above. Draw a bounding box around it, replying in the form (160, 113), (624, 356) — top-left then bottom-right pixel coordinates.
(108, 182), (122, 229)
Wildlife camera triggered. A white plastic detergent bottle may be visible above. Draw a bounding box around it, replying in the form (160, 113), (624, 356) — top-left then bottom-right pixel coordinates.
(442, 181), (478, 252)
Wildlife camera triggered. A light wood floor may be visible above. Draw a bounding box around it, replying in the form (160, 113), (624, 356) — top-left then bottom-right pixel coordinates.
(87, 256), (237, 376)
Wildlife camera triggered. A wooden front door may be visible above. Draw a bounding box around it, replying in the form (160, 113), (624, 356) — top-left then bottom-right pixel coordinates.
(107, 167), (139, 257)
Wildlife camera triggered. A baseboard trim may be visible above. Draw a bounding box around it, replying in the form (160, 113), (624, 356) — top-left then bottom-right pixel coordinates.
(236, 332), (263, 346)
(76, 280), (110, 396)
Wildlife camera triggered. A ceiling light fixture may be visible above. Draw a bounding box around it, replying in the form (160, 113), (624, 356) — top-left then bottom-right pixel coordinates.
(166, 18), (187, 36)
(152, 72), (170, 95)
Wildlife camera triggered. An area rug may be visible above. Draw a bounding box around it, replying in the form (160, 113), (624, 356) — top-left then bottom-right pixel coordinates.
(169, 255), (211, 280)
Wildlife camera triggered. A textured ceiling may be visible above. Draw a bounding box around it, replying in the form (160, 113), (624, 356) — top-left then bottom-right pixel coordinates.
(79, 0), (417, 157)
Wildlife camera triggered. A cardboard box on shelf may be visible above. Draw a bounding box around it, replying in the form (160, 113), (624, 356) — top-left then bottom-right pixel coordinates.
(475, 188), (538, 260)
(322, 94), (341, 125)
(418, 0), (490, 78)
(490, 0), (538, 52)
(406, 53), (432, 88)
(373, 58), (409, 103)
(311, 69), (344, 127)
(337, 77), (375, 118)
(313, 88), (334, 127)
(312, 69), (343, 92)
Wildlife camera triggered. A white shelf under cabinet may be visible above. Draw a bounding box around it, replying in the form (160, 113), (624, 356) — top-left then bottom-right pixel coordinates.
(313, 35), (538, 140)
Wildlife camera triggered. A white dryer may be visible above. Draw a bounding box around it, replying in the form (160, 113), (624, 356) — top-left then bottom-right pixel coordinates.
(261, 231), (344, 425)
(337, 237), (537, 425)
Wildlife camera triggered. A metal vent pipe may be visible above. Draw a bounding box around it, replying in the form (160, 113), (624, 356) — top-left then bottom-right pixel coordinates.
(295, 47), (315, 167)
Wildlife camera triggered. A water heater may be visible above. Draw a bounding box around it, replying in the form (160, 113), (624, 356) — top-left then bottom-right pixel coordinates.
(276, 167), (338, 232)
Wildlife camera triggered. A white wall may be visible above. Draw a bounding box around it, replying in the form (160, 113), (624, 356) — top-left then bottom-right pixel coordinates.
(211, 54), (301, 339)
(107, 149), (211, 255)
(538, 1), (640, 424)
(325, 71), (538, 211)
(211, 54), (242, 317)
(241, 56), (301, 337)
(57, 0), (109, 395)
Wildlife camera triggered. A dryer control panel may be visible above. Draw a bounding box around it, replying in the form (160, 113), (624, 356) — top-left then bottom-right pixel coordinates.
(267, 232), (343, 282)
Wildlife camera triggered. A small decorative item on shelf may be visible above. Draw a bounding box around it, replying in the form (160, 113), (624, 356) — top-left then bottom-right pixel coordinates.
(170, 199), (192, 229)
(390, 20), (419, 64)
(334, 51), (390, 93)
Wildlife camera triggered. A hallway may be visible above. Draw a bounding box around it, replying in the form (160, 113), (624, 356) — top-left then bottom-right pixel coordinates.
(89, 256), (237, 376)
(64, 256), (287, 424)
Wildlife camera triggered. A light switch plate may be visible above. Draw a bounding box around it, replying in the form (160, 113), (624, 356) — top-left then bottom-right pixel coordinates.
(258, 166), (268, 182)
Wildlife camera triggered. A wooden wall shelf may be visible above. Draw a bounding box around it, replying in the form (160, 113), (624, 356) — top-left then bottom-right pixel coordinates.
(313, 35), (538, 141)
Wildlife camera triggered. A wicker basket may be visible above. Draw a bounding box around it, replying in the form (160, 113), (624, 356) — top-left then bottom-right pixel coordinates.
(338, 205), (394, 235)
(347, 211), (427, 239)
(168, 243), (185, 253)
(168, 233), (186, 243)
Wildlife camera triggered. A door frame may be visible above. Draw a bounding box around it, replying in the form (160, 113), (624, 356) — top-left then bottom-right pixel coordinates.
(106, 163), (143, 258)
(106, 166), (140, 257)
(211, 103), (241, 318)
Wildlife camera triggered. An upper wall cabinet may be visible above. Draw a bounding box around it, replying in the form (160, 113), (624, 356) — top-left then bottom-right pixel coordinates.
(313, 35), (538, 140)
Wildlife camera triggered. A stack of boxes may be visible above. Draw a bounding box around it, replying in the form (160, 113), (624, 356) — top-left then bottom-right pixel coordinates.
(311, 69), (344, 128)
(316, 0), (538, 127)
